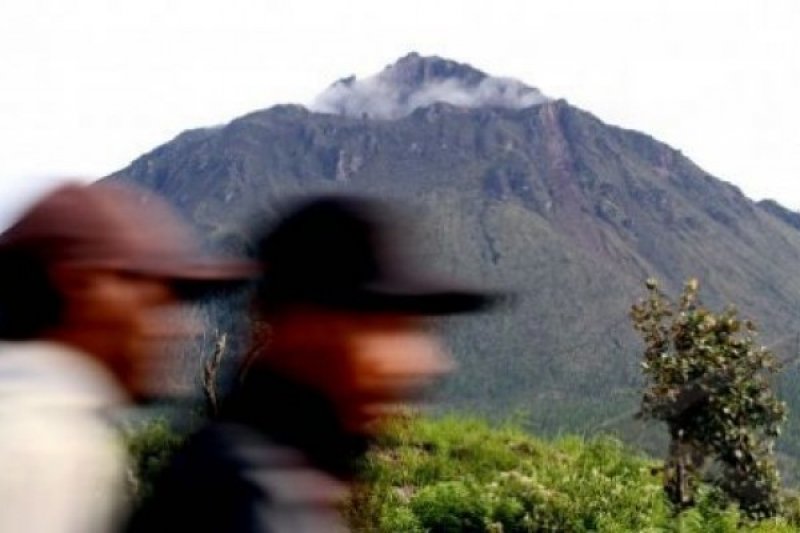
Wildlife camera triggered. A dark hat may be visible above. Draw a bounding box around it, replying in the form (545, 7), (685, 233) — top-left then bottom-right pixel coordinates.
(0, 181), (257, 294)
(255, 196), (495, 314)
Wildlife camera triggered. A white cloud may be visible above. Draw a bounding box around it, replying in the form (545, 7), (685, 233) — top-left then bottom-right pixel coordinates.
(311, 70), (550, 119)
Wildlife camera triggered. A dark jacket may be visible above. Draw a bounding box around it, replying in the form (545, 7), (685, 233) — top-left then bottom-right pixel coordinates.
(126, 370), (364, 533)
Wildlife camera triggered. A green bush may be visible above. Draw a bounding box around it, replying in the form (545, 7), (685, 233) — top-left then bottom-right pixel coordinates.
(123, 418), (183, 501)
(347, 414), (800, 532)
(411, 480), (491, 532)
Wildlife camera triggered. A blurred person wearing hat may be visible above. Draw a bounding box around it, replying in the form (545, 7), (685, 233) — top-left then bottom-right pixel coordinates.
(127, 196), (495, 533)
(0, 181), (252, 533)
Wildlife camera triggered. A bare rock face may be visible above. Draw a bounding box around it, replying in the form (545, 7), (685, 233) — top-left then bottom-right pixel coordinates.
(107, 55), (800, 455)
(334, 149), (363, 182)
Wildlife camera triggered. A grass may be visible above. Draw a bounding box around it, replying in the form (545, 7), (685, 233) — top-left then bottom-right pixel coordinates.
(345, 414), (799, 532)
(124, 413), (800, 531)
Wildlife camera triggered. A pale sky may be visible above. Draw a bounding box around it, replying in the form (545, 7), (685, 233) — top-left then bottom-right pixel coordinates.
(0, 0), (798, 226)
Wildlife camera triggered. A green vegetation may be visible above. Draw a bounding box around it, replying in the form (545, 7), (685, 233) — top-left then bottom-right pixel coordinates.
(126, 414), (800, 531)
(124, 418), (184, 501)
(120, 279), (797, 529)
(346, 415), (798, 532)
(632, 278), (786, 516)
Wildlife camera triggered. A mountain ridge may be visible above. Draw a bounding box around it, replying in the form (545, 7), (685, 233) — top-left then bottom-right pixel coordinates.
(107, 54), (800, 458)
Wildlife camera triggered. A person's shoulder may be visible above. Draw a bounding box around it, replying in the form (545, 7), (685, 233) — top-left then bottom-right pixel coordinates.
(0, 340), (126, 407)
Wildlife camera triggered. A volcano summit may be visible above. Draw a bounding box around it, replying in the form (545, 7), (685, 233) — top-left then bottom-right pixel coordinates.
(311, 52), (550, 119)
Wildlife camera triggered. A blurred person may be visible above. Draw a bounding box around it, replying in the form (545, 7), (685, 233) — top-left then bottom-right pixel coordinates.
(127, 197), (495, 533)
(0, 182), (253, 533)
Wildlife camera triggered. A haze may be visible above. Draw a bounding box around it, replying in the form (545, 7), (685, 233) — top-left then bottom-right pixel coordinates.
(0, 0), (798, 225)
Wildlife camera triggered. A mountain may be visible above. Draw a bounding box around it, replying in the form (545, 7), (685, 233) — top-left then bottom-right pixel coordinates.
(107, 53), (800, 455)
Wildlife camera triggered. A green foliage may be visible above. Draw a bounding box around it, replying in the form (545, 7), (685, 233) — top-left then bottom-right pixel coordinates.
(123, 412), (800, 531)
(123, 418), (183, 501)
(346, 415), (799, 532)
(631, 278), (787, 517)
(411, 481), (492, 532)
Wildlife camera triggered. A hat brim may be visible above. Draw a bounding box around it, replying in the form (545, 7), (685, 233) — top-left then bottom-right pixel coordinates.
(301, 280), (504, 315)
(126, 259), (260, 300)
(346, 290), (500, 315)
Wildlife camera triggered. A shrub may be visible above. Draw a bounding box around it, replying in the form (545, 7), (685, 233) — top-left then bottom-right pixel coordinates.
(346, 415), (799, 532)
(123, 418), (183, 501)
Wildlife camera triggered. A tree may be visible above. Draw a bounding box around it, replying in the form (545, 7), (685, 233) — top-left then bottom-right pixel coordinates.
(630, 278), (786, 517)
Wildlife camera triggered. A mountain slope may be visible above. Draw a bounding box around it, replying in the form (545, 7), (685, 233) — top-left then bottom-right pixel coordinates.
(107, 54), (800, 450)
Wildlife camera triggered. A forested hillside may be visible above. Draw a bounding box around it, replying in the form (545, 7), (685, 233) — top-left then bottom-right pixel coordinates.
(108, 54), (800, 459)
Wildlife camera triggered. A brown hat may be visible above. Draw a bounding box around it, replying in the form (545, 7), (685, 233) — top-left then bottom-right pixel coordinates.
(0, 181), (256, 289)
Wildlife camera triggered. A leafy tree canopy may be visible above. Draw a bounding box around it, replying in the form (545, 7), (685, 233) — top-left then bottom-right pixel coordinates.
(631, 278), (786, 517)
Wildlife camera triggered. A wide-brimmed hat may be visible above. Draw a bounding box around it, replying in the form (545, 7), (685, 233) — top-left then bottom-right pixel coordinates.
(254, 196), (497, 314)
(0, 181), (257, 295)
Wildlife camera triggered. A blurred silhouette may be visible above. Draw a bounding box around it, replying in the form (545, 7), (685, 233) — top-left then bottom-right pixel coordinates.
(0, 182), (253, 533)
(127, 196), (495, 533)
